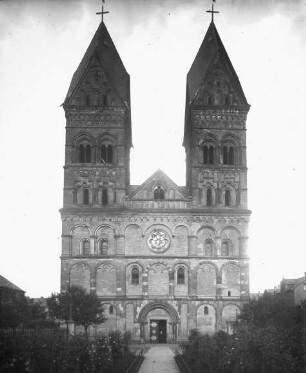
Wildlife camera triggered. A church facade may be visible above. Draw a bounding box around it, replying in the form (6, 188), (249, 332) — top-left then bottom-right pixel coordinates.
(60, 17), (251, 343)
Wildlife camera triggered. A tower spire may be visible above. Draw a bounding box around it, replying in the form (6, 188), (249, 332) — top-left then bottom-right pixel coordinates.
(96, 0), (109, 23)
(206, 0), (219, 23)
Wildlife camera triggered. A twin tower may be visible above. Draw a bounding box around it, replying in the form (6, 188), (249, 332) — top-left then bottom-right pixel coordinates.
(60, 16), (251, 342)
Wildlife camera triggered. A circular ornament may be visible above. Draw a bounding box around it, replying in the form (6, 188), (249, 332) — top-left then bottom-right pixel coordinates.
(147, 229), (170, 253)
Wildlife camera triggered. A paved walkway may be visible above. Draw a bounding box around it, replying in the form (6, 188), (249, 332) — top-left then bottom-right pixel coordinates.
(138, 345), (180, 373)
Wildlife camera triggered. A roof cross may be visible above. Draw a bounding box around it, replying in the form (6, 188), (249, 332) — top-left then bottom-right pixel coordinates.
(96, 0), (109, 23)
(206, 0), (219, 23)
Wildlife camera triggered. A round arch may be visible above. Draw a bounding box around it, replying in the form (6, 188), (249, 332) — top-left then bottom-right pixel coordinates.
(137, 301), (179, 324)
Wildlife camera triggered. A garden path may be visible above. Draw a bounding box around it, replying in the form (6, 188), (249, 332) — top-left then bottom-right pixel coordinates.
(138, 345), (180, 373)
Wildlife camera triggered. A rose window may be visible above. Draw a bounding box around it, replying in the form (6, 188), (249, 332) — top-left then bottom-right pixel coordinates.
(147, 229), (170, 253)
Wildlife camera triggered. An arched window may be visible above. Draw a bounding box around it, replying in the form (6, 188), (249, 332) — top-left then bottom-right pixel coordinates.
(79, 144), (91, 163)
(85, 145), (91, 163)
(203, 145), (214, 164)
(131, 267), (140, 285)
(203, 146), (209, 164)
(221, 242), (229, 256)
(102, 189), (108, 205)
(229, 147), (234, 165)
(99, 239), (108, 255)
(83, 188), (89, 205)
(204, 306), (209, 315)
(79, 145), (85, 163)
(225, 189), (231, 207)
(82, 240), (90, 256)
(228, 291), (231, 297)
(209, 146), (214, 164)
(154, 186), (165, 200)
(101, 144), (113, 163)
(224, 95), (229, 105)
(207, 96), (212, 105)
(223, 146), (228, 164)
(177, 268), (185, 285)
(207, 188), (212, 206)
(85, 94), (90, 106)
(109, 305), (114, 314)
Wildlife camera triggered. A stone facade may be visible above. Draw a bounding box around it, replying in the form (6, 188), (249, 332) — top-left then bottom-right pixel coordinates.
(60, 20), (251, 342)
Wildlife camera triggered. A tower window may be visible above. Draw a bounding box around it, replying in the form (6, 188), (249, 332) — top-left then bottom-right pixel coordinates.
(85, 94), (90, 106)
(209, 146), (214, 164)
(221, 242), (229, 256)
(109, 305), (114, 314)
(228, 291), (231, 297)
(82, 239), (90, 256)
(229, 147), (234, 165)
(101, 144), (113, 163)
(79, 144), (91, 163)
(225, 189), (231, 207)
(207, 188), (212, 207)
(85, 145), (91, 163)
(223, 146), (228, 165)
(177, 268), (185, 285)
(79, 145), (85, 163)
(154, 186), (165, 200)
(204, 306), (209, 315)
(225, 95), (229, 105)
(203, 145), (214, 165)
(207, 96), (212, 105)
(99, 239), (108, 255)
(131, 267), (140, 285)
(83, 188), (89, 205)
(102, 189), (108, 205)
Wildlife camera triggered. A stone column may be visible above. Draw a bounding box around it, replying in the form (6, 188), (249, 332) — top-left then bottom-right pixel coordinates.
(188, 235), (197, 256)
(142, 272), (148, 297)
(90, 235), (95, 255)
(115, 234), (125, 255)
(215, 235), (221, 256)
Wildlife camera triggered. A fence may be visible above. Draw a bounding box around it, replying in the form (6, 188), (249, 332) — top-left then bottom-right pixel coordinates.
(124, 349), (144, 373)
(174, 349), (192, 373)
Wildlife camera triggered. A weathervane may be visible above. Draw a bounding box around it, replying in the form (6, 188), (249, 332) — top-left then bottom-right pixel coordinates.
(96, 0), (109, 23)
(206, 0), (219, 23)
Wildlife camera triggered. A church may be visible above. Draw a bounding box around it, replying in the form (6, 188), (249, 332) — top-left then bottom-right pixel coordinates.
(60, 6), (251, 343)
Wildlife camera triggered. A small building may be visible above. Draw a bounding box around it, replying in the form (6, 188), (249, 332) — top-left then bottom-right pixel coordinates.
(293, 274), (306, 305)
(0, 275), (25, 304)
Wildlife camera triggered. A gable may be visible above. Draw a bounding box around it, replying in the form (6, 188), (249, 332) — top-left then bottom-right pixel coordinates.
(127, 170), (188, 201)
(67, 57), (124, 107)
(192, 60), (244, 106)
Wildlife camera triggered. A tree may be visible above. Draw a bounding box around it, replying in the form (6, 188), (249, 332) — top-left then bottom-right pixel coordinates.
(0, 295), (54, 329)
(47, 286), (106, 339)
(70, 287), (106, 340)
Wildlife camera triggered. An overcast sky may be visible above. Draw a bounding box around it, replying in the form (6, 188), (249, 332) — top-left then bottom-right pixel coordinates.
(0, 0), (305, 297)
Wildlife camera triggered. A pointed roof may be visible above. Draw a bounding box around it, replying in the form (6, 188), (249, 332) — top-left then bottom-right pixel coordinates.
(0, 275), (25, 293)
(186, 22), (248, 106)
(127, 169), (188, 200)
(64, 21), (130, 107)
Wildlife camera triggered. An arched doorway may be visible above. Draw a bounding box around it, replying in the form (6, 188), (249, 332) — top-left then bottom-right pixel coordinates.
(137, 301), (178, 343)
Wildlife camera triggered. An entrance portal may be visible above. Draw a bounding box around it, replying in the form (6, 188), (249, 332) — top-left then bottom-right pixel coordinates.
(150, 319), (167, 343)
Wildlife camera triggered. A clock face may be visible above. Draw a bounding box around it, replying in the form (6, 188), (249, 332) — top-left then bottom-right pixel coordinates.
(147, 229), (170, 253)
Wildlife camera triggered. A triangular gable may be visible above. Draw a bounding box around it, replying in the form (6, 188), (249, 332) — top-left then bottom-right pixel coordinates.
(192, 57), (245, 106)
(67, 55), (125, 107)
(127, 169), (188, 201)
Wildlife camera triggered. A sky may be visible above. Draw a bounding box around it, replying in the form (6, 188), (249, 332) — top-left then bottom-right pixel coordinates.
(0, 0), (305, 298)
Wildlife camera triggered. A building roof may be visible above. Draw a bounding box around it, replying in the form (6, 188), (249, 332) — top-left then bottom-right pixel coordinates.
(64, 21), (130, 107)
(186, 22), (248, 106)
(0, 275), (25, 293)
